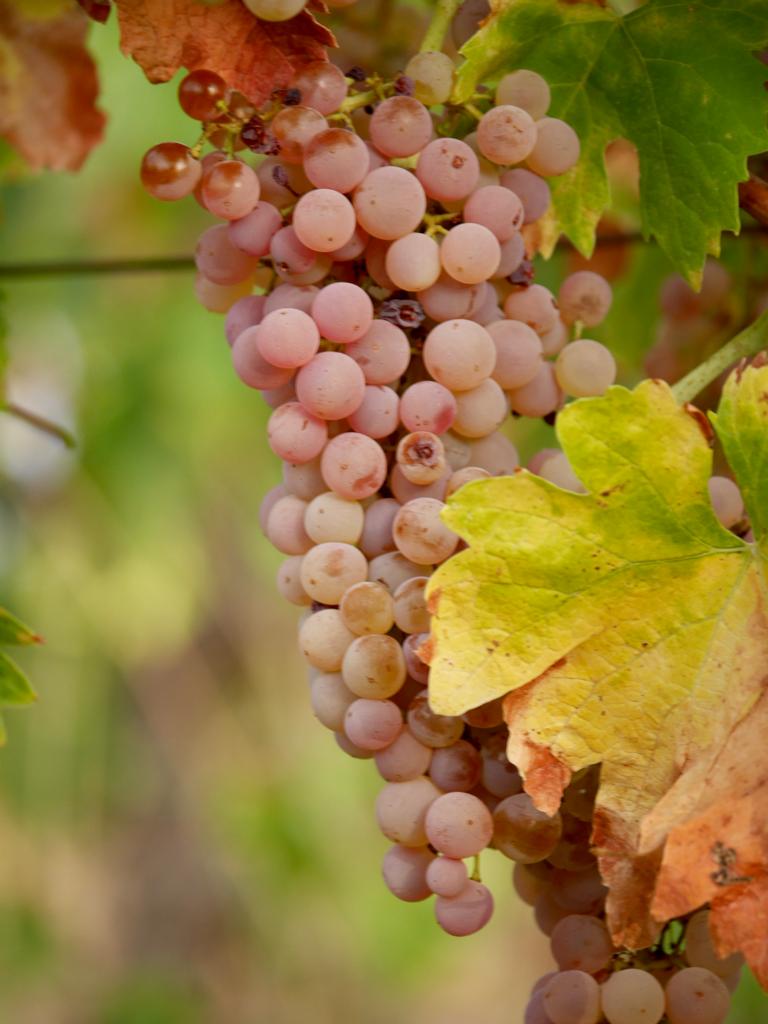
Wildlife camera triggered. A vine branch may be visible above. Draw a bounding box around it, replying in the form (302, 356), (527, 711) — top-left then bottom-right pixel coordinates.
(738, 175), (768, 227)
(419, 0), (462, 53)
(671, 308), (768, 404)
(1, 402), (76, 448)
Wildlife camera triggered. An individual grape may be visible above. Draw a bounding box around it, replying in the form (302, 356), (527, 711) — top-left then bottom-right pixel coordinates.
(600, 969), (665, 1024)
(539, 318), (569, 357)
(480, 732), (523, 797)
(303, 491), (363, 546)
(201, 160), (260, 220)
(270, 225), (318, 277)
(196, 224), (258, 285)
(423, 319), (496, 391)
(392, 576), (430, 635)
(402, 634), (431, 685)
(504, 284), (558, 334)
(232, 328), (294, 390)
(346, 385), (399, 439)
(470, 284), (504, 326)
(684, 910), (745, 977)
(707, 476), (744, 529)
(264, 283), (318, 316)
(195, 273), (255, 313)
(441, 223), (501, 285)
(418, 276), (484, 322)
(426, 856), (468, 898)
(264, 380), (300, 411)
(495, 70), (551, 119)
(266, 494), (313, 555)
(542, 971), (601, 1024)
(140, 142), (201, 201)
(404, 51), (454, 106)
(224, 296), (267, 347)
(451, 0), (490, 47)
(435, 880), (494, 936)
(429, 740), (482, 792)
(360, 498), (400, 558)
(462, 697), (504, 729)
(228, 201), (283, 257)
(399, 382), (457, 435)
(558, 271), (613, 327)
(512, 862), (550, 906)
(256, 308), (320, 369)
(310, 671), (356, 730)
(335, 730), (375, 759)
(527, 117), (581, 176)
(340, 580), (395, 636)
(467, 430), (519, 474)
(550, 866), (606, 914)
(493, 232), (526, 278)
(345, 319), (411, 386)
(302, 128), (370, 192)
(555, 340), (617, 397)
(267, 401), (327, 463)
(345, 698), (403, 751)
(664, 967), (731, 1024)
(178, 69), (227, 122)
(524, 991), (553, 1024)
(369, 96), (433, 158)
(535, 887), (572, 937)
(464, 185), (524, 242)
(330, 224), (369, 262)
(257, 157), (311, 206)
(311, 282), (374, 343)
(271, 105), (328, 163)
(375, 775), (442, 846)
(561, 765), (600, 822)
(276, 555), (310, 606)
(390, 464), (449, 504)
(477, 105), (537, 165)
(508, 362), (562, 418)
(299, 609), (355, 671)
(382, 844), (435, 901)
(259, 483), (288, 533)
(354, 167), (427, 240)
(376, 727), (432, 782)
(292, 189), (356, 253)
(342, 634), (407, 698)
(242, 0), (306, 19)
(368, 551), (428, 591)
(407, 692), (464, 748)
(416, 138), (480, 202)
(295, 352), (365, 420)
(452, 378), (508, 438)
(385, 233), (442, 292)
(393, 497), (458, 565)
(292, 62), (348, 115)
(396, 431), (447, 486)
(321, 432), (387, 500)
(500, 168), (551, 223)
(539, 452), (585, 493)
(364, 237), (396, 290)
(487, 319), (543, 389)
(300, 542), (368, 604)
(493, 793), (562, 862)
(550, 914), (613, 973)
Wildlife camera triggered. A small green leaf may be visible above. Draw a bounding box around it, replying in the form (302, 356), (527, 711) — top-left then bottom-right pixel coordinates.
(454, 0), (768, 283)
(0, 651), (37, 707)
(0, 606), (42, 647)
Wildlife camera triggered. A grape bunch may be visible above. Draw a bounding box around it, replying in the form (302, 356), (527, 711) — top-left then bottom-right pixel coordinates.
(140, 54), (746, 1024)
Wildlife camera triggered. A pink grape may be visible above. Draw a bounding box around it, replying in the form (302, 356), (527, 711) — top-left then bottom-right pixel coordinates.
(375, 775), (442, 846)
(232, 327), (294, 390)
(441, 223), (501, 284)
(196, 224), (258, 284)
(452, 378), (508, 438)
(201, 159), (261, 219)
(345, 320), (411, 384)
(270, 225), (317, 276)
(296, 351), (366, 420)
(558, 271), (613, 326)
(292, 189), (356, 253)
(527, 117), (581, 176)
(477, 105), (537, 165)
(141, 142), (201, 201)
(542, 971), (601, 1024)
(386, 233), (442, 292)
(311, 282), (374, 343)
(500, 167), (551, 222)
(464, 185), (524, 241)
(256, 308), (320, 368)
(330, 225), (369, 261)
(267, 400), (328, 463)
(508, 362), (562, 418)
(429, 740), (482, 792)
(369, 95), (433, 158)
(426, 857), (469, 898)
(389, 464), (449, 504)
(375, 728), (432, 782)
(302, 128), (370, 192)
(381, 844), (435, 902)
(468, 430), (519, 474)
(321, 432), (388, 499)
(266, 494), (313, 555)
(487, 319), (543, 388)
(393, 497), (458, 565)
(293, 61), (348, 115)
(271, 105), (328, 164)
(425, 791), (493, 858)
(494, 232), (526, 278)
(344, 698), (403, 751)
(224, 294), (267, 345)
(354, 166), (427, 240)
(365, 237), (397, 290)
(418, 275), (483, 322)
(550, 915), (613, 973)
(435, 880), (494, 936)
(504, 284), (559, 334)
(399, 381), (457, 434)
(259, 482), (288, 533)
(258, 157), (311, 206)
(423, 319), (496, 391)
(227, 201), (283, 256)
(360, 498), (400, 558)
(495, 70), (551, 119)
(416, 138), (480, 202)
(348, 385), (400, 438)
(264, 283), (319, 316)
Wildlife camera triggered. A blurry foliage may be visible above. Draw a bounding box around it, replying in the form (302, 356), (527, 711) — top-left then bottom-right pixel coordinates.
(0, 7), (765, 1024)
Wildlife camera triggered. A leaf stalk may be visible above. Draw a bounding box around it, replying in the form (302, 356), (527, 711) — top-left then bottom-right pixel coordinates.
(419, 0), (462, 54)
(671, 309), (768, 404)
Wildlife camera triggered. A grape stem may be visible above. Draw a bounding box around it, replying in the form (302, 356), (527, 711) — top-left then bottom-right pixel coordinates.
(1, 402), (76, 448)
(671, 308), (768, 404)
(418, 0), (462, 53)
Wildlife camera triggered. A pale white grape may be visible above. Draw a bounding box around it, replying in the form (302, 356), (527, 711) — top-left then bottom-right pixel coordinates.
(304, 490), (364, 544)
(359, 498), (399, 558)
(527, 117), (581, 176)
(542, 971), (601, 1024)
(434, 880), (494, 936)
(496, 70), (551, 119)
(292, 188), (356, 253)
(558, 271), (613, 327)
(299, 609), (356, 671)
(386, 233), (442, 291)
(477, 105), (537, 165)
(393, 576), (430, 634)
(311, 282), (374, 344)
(393, 497), (458, 564)
(375, 775), (442, 845)
(342, 633), (407, 698)
(405, 50), (455, 105)
(266, 493), (313, 555)
(500, 167), (551, 223)
(345, 320), (411, 385)
(445, 466), (490, 497)
(441, 223), (501, 285)
(664, 967), (731, 1024)
(353, 166), (427, 240)
(381, 844), (435, 901)
(321, 432), (388, 500)
(555, 340), (616, 398)
(396, 431), (447, 485)
(550, 914), (613, 973)
(348, 385), (399, 439)
(452, 378), (508, 438)
(300, 542), (368, 604)
(508, 362), (562, 418)
(375, 727), (432, 782)
(267, 402), (327, 464)
(601, 969), (665, 1024)
(302, 128), (370, 193)
(487, 319), (543, 389)
(344, 698), (403, 751)
(504, 284), (558, 334)
(368, 551), (428, 591)
(464, 185), (524, 241)
(310, 671), (356, 730)
(426, 856), (468, 898)
(340, 580), (395, 636)
(707, 477), (744, 529)
(423, 319), (496, 391)
(416, 138), (480, 202)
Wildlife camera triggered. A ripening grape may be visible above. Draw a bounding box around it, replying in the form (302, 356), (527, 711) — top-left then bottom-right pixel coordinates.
(178, 69), (228, 122)
(311, 282), (374, 343)
(493, 792), (562, 863)
(504, 284), (559, 334)
(542, 971), (601, 1024)
(228, 201), (283, 257)
(299, 609), (356, 671)
(555, 340), (617, 397)
(348, 385), (399, 438)
(267, 402), (328, 463)
(707, 476), (744, 529)
(558, 271), (613, 327)
(340, 580), (395, 635)
(434, 880), (494, 936)
(256, 308), (320, 368)
(495, 70), (551, 119)
(464, 185), (524, 241)
(407, 692), (464, 748)
(310, 672), (356, 730)
(225, 295), (266, 344)
(508, 362), (562, 418)
(426, 856), (468, 898)
(386, 233), (442, 292)
(500, 168), (551, 223)
(392, 576), (430, 634)
(524, 990), (554, 1024)
(423, 319), (496, 391)
(393, 498), (458, 565)
(600, 969), (665, 1024)
(272, 105), (328, 163)
(196, 224), (259, 285)
(396, 431), (447, 485)
(404, 51), (455, 106)
(684, 910), (744, 977)
(375, 728), (432, 782)
(360, 498), (400, 559)
(201, 159), (261, 219)
(451, 378), (508, 438)
(276, 556), (310, 606)
(441, 223), (501, 285)
(539, 452), (585, 493)
(375, 775), (442, 846)
(477, 105), (537, 165)
(416, 138), (480, 202)
(302, 128), (370, 192)
(494, 233), (526, 278)
(353, 166), (427, 240)
(232, 328), (294, 390)
(292, 189), (356, 252)
(344, 698), (403, 751)
(335, 730), (375, 759)
(296, 351), (365, 420)
(664, 967), (731, 1024)
(418, 275), (484, 322)
(527, 117), (581, 176)
(481, 732), (523, 798)
(390, 464), (449, 504)
(402, 634), (431, 685)
(141, 142), (201, 200)
(242, 0), (306, 18)
(550, 914), (613, 973)
(369, 95), (433, 158)
(429, 740), (482, 792)
(345, 319), (411, 385)
(301, 541), (368, 604)
(487, 319), (543, 389)
(369, 551), (428, 592)
(293, 62), (348, 115)
(399, 381), (457, 435)
(381, 844), (435, 901)
(343, 634), (407, 698)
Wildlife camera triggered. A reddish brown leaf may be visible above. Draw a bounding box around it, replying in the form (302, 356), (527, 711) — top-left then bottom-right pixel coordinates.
(114, 0), (335, 106)
(0, 2), (105, 171)
(645, 687), (768, 986)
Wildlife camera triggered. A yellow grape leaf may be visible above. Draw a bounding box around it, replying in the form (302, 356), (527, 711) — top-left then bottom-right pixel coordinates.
(426, 371), (768, 948)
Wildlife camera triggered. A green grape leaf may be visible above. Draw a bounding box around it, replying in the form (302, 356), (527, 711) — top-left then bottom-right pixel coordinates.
(453, 0), (768, 284)
(425, 369), (768, 952)
(0, 606), (41, 646)
(0, 651), (36, 707)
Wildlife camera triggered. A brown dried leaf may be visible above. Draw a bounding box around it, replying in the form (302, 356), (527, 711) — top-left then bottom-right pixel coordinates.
(0, 1), (105, 171)
(114, 0), (335, 106)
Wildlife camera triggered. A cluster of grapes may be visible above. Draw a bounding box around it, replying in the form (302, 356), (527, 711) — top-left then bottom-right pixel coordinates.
(140, 54), (746, 1024)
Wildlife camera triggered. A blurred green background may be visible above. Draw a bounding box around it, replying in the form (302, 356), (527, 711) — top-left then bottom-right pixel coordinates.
(0, 12), (766, 1023)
